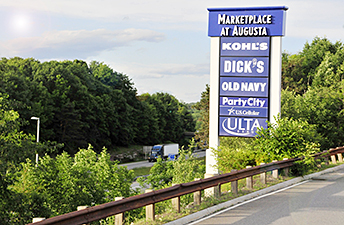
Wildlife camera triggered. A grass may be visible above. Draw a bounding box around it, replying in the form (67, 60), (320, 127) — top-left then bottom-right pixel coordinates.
(132, 166), (152, 177)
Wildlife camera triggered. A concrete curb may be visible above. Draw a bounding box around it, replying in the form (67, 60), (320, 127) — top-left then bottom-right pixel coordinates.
(165, 163), (344, 225)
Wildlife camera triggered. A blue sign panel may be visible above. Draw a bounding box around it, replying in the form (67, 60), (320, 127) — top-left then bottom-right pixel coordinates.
(208, 7), (287, 37)
(221, 37), (270, 56)
(220, 77), (269, 97)
(220, 57), (269, 77)
(220, 97), (268, 117)
(219, 116), (268, 137)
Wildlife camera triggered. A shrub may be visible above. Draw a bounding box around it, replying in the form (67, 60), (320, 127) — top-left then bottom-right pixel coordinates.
(254, 116), (321, 175)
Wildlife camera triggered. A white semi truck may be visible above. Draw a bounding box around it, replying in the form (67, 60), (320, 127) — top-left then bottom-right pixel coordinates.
(148, 143), (179, 162)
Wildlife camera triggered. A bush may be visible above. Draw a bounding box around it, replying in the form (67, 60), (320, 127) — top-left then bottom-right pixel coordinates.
(11, 145), (135, 223)
(254, 116), (321, 175)
(213, 137), (262, 173)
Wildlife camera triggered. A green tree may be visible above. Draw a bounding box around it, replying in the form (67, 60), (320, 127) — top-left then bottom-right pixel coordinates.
(254, 116), (321, 175)
(13, 145), (135, 222)
(282, 37), (343, 94)
(213, 137), (257, 173)
(0, 94), (61, 224)
(145, 92), (188, 144)
(193, 84), (209, 148)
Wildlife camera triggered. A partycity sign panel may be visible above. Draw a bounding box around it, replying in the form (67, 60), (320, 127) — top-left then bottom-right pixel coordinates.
(208, 6), (287, 37)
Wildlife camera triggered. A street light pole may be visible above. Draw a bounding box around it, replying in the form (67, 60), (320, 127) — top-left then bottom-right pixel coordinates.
(31, 117), (40, 164)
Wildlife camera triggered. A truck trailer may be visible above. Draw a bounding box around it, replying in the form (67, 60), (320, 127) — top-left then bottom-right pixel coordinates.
(148, 143), (179, 162)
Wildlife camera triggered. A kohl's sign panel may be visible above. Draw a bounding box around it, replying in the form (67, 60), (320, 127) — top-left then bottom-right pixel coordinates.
(221, 37), (270, 56)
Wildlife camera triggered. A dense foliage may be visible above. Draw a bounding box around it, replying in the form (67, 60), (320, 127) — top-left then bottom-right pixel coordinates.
(8, 146), (135, 224)
(193, 84), (209, 148)
(0, 58), (195, 155)
(136, 140), (205, 220)
(213, 137), (256, 173)
(282, 37), (344, 149)
(214, 116), (321, 175)
(0, 95), (62, 224)
(0, 57), (196, 224)
(137, 141), (205, 190)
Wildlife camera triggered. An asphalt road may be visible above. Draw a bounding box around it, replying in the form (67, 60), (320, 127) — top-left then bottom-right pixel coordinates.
(189, 169), (344, 225)
(120, 150), (206, 191)
(119, 150), (206, 170)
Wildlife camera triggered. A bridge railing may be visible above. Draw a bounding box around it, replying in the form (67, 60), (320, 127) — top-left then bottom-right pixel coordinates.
(28, 146), (344, 225)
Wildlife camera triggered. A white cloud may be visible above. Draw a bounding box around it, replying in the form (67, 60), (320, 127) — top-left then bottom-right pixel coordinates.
(149, 63), (209, 76)
(114, 62), (209, 79)
(0, 28), (165, 59)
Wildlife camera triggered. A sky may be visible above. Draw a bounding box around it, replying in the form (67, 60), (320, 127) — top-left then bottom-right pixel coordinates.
(0, 0), (344, 103)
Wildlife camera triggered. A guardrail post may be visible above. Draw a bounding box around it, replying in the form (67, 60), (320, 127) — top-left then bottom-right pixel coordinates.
(204, 174), (220, 198)
(338, 153), (343, 163)
(145, 189), (155, 221)
(260, 163), (267, 185)
(32, 218), (45, 223)
(283, 158), (289, 177)
(331, 155), (337, 164)
(246, 166), (253, 189)
(171, 184), (180, 213)
(272, 160), (279, 179)
(231, 169), (238, 195)
(115, 197), (124, 225)
(193, 178), (201, 205)
(77, 206), (89, 225)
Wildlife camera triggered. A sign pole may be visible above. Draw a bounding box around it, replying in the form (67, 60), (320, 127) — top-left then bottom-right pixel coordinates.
(269, 36), (282, 124)
(206, 37), (220, 176)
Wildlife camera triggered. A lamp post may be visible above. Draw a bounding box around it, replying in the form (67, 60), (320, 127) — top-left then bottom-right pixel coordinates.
(31, 117), (40, 164)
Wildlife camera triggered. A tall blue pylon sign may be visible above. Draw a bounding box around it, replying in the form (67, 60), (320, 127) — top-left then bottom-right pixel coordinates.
(206, 6), (288, 177)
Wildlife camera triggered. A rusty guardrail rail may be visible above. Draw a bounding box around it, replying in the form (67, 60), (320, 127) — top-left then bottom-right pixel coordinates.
(28, 146), (344, 225)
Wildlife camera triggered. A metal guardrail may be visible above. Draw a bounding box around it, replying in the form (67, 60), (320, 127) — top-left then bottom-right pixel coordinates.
(28, 146), (344, 225)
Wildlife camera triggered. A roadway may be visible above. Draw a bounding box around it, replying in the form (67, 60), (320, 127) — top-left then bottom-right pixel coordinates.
(119, 150), (206, 170)
(120, 150), (206, 190)
(189, 169), (344, 225)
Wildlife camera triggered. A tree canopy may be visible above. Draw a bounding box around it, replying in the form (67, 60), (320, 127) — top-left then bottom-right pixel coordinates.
(0, 58), (195, 155)
(281, 37), (344, 149)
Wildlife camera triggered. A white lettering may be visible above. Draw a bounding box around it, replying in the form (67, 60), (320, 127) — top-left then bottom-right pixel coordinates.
(260, 42), (268, 50)
(245, 118), (253, 130)
(224, 61), (231, 72)
(257, 61), (264, 73)
(238, 119), (245, 130)
(222, 42), (269, 51)
(260, 83), (267, 92)
(241, 42), (250, 50)
(252, 119), (261, 130)
(220, 27), (226, 36)
(244, 61), (252, 73)
(237, 61), (244, 73)
(241, 82), (248, 91)
(222, 43), (232, 50)
(222, 98), (266, 107)
(232, 43), (241, 50)
(218, 14), (226, 24)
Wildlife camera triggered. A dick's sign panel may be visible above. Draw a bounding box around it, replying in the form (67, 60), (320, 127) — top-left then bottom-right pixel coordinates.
(208, 6), (287, 137)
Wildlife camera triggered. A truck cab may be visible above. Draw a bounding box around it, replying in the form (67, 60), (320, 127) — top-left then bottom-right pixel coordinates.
(148, 145), (163, 162)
